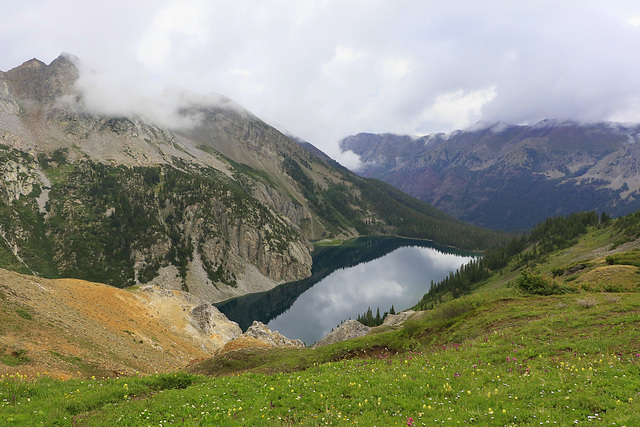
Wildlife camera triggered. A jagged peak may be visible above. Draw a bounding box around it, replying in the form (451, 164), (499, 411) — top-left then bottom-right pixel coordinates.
(4, 53), (79, 102)
(49, 52), (79, 69)
(18, 58), (46, 70)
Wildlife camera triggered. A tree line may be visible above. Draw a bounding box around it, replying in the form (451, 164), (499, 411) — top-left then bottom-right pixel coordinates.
(417, 211), (606, 309)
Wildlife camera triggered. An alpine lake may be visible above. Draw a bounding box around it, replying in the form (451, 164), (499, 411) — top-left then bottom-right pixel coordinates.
(216, 236), (476, 346)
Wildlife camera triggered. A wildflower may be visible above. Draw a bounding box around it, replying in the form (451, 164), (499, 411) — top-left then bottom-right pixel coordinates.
(407, 417), (414, 426)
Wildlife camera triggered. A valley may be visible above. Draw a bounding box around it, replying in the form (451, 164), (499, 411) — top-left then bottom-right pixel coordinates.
(2, 54), (640, 425)
(0, 55), (500, 304)
(2, 214), (640, 424)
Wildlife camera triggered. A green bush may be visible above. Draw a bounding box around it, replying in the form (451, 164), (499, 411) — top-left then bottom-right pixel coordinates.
(606, 250), (640, 267)
(515, 269), (564, 295)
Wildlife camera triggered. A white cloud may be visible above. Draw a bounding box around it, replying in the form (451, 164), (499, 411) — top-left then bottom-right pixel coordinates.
(4, 0), (640, 157)
(334, 149), (364, 170)
(135, 0), (211, 69)
(421, 86), (498, 131)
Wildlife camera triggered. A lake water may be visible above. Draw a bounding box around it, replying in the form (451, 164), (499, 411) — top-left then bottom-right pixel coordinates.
(216, 237), (475, 346)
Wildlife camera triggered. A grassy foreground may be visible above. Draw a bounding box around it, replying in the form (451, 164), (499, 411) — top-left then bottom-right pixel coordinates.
(2, 290), (640, 425)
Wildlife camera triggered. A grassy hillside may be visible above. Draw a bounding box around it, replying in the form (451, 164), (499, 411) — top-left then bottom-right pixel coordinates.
(2, 211), (640, 425)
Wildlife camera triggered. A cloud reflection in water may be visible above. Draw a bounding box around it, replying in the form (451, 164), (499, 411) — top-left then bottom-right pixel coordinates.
(268, 246), (474, 345)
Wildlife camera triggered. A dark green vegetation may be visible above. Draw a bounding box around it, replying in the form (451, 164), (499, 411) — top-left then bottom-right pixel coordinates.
(0, 145), (301, 288)
(282, 150), (505, 249)
(355, 305), (395, 327)
(417, 211), (603, 309)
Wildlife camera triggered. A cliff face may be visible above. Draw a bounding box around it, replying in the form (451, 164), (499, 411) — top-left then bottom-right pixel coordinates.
(0, 55), (318, 302)
(342, 122), (640, 230)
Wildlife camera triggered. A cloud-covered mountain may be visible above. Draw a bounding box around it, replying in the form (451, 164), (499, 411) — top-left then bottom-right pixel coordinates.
(341, 121), (640, 231)
(0, 55), (499, 302)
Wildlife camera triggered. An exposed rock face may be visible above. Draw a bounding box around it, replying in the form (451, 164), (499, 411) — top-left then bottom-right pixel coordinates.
(311, 319), (370, 348)
(190, 303), (242, 344)
(242, 321), (305, 348)
(139, 285), (243, 352)
(342, 122), (640, 230)
(0, 55), (316, 300)
(383, 310), (417, 327)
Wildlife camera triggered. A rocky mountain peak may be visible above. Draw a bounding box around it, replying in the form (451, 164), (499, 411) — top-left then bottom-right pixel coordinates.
(18, 58), (47, 69)
(5, 53), (79, 102)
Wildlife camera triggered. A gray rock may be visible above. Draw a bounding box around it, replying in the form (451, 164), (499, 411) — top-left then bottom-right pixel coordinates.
(190, 303), (242, 344)
(383, 310), (416, 327)
(242, 321), (305, 348)
(312, 319), (370, 348)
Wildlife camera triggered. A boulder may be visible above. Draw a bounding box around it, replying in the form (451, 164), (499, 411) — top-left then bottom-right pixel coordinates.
(383, 310), (417, 327)
(190, 303), (242, 344)
(312, 319), (370, 348)
(242, 321), (305, 348)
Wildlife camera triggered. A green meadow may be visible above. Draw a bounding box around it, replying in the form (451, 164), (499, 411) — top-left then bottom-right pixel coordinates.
(2, 291), (640, 426)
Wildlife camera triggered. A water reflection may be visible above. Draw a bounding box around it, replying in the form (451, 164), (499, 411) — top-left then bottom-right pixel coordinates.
(216, 237), (475, 346)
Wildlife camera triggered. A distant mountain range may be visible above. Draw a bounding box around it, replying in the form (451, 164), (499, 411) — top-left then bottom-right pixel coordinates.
(0, 54), (499, 302)
(340, 121), (640, 231)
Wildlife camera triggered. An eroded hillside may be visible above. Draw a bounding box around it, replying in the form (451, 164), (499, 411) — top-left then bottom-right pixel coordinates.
(0, 268), (252, 379)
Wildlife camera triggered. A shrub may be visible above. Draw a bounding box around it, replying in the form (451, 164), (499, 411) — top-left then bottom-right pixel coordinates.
(515, 269), (563, 295)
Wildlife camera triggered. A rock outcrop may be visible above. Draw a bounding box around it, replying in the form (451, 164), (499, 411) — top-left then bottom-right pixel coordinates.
(242, 321), (305, 348)
(189, 303), (242, 344)
(383, 310), (418, 327)
(311, 319), (370, 348)
(138, 285), (243, 352)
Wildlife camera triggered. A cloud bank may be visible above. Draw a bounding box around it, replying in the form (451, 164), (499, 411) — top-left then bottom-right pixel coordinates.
(3, 0), (640, 162)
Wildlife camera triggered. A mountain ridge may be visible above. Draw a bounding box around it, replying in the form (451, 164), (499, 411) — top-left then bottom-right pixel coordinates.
(0, 54), (500, 303)
(341, 121), (640, 230)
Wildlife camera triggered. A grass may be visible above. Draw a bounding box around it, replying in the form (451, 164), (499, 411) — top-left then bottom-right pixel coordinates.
(313, 238), (344, 247)
(2, 291), (640, 425)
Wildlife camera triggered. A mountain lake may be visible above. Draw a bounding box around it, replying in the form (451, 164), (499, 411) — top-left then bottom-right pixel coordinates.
(216, 236), (476, 346)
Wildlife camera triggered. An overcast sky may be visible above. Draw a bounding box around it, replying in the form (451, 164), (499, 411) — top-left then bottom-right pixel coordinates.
(2, 0), (640, 164)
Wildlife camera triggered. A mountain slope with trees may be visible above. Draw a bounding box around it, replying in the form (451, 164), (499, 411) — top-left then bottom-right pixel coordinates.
(0, 55), (502, 302)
